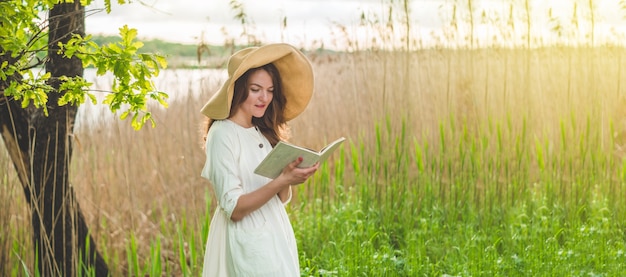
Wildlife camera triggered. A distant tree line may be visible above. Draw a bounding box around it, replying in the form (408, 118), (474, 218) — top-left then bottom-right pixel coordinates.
(90, 35), (234, 68)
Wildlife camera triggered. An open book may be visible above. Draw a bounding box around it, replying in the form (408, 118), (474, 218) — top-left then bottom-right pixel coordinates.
(254, 137), (346, 179)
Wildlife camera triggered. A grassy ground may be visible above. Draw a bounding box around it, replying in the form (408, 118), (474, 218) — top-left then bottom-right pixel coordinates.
(2, 47), (626, 276)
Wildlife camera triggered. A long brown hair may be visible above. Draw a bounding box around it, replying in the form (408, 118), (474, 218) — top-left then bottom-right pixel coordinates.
(203, 63), (289, 146)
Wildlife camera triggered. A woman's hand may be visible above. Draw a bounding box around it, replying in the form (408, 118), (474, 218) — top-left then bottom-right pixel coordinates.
(230, 157), (319, 221)
(277, 157), (319, 186)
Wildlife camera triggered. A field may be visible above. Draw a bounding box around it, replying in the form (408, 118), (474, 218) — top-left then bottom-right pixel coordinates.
(2, 46), (626, 276)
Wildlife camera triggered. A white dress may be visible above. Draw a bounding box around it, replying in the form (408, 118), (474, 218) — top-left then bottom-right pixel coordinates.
(201, 120), (299, 277)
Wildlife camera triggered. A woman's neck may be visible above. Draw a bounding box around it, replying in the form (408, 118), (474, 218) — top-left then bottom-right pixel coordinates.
(227, 116), (253, 128)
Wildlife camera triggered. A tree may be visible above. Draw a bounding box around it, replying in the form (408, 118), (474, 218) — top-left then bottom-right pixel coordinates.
(0, 0), (167, 275)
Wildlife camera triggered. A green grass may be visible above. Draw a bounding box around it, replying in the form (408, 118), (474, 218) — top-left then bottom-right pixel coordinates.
(293, 118), (625, 276)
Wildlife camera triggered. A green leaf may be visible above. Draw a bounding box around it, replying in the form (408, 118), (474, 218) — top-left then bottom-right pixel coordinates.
(120, 110), (130, 120)
(105, 0), (112, 13)
(107, 43), (123, 54)
(57, 76), (94, 106)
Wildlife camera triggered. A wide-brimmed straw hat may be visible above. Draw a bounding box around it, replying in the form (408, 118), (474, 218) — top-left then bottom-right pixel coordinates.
(200, 43), (314, 121)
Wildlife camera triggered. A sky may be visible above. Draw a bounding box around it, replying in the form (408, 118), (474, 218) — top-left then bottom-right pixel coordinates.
(85, 0), (441, 47)
(85, 0), (626, 49)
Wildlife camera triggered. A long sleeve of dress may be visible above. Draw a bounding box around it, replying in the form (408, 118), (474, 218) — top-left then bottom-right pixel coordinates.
(201, 124), (243, 219)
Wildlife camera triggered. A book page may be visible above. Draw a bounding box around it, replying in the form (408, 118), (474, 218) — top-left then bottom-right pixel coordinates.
(319, 137), (346, 162)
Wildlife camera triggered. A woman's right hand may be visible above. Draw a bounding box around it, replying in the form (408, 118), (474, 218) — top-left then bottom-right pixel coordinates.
(277, 157), (319, 186)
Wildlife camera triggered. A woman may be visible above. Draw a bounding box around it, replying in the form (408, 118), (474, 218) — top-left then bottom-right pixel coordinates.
(200, 43), (319, 276)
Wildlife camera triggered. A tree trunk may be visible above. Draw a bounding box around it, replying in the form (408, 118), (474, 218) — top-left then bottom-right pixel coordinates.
(0, 2), (109, 276)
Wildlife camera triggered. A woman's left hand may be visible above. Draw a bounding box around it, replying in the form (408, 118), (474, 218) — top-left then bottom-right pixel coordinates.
(278, 157), (319, 185)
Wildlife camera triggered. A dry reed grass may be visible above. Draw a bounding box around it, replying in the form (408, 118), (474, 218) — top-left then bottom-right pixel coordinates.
(1, 45), (626, 274)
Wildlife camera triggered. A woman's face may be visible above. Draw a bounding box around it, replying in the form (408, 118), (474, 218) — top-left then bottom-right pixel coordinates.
(233, 69), (274, 123)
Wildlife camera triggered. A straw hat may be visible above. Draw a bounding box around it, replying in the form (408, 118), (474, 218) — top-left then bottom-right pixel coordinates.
(200, 43), (314, 121)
